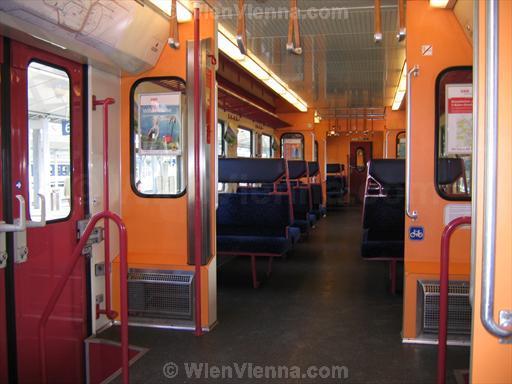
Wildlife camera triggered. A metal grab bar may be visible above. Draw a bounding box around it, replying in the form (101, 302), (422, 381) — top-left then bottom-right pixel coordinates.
(469, 0), (479, 307)
(39, 211), (129, 384)
(481, 0), (512, 341)
(437, 216), (471, 384)
(26, 194), (46, 228)
(0, 195), (26, 232)
(92, 96), (117, 320)
(405, 65), (420, 220)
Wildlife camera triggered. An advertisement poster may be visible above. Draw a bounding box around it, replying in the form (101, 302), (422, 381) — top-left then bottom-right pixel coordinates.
(445, 84), (473, 155)
(283, 138), (304, 160)
(139, 92), (181, 155)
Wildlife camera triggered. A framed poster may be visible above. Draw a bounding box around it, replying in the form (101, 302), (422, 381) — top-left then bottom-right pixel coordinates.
(445, 84), (473, 155)
(139, 92), (182, 155)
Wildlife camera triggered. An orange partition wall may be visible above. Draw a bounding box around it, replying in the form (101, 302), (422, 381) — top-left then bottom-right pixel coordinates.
(470, 1), (512, 382)
(402, 1), (473, 339)
(114, 8), (218, 329)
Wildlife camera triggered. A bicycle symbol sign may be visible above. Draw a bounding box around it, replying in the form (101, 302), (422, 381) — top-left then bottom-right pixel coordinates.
(409, 226), (425, 241)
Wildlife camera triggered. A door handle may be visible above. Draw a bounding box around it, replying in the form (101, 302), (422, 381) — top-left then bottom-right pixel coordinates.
(480, 0), (512, 342)
(0, 195), (27, 232)
(0, 195), (26, 269)
(406, 65), (420, 220)
(26, 194), (46, 228)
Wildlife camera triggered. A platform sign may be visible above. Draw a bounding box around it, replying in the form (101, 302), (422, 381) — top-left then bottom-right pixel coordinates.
(409, 226), (425, 241)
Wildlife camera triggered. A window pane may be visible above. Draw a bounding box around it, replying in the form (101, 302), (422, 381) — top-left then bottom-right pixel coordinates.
(132, 78), (186, 196)
(28, 62), (71, 221)
(237, 128), (252, 158)
(281, 133), (304, 160)
(435, 68), (472, 200)
(261, 134), (272, 158)
(218, 121), (224, 156)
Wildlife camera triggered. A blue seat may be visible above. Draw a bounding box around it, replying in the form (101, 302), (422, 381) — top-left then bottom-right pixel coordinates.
(217, 192), (292, 288)
(361, 159), (405, 294)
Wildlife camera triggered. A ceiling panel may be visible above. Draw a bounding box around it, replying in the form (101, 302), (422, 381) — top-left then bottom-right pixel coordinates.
(209, 0), (405, 113)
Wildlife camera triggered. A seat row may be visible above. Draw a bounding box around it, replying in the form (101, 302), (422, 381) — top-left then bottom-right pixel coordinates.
(217, 158), (326, 288)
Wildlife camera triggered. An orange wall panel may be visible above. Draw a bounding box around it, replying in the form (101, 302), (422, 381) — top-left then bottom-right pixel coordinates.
(402, 1), (473, 338)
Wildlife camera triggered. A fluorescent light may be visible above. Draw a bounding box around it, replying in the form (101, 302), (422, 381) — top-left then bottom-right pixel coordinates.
(218, 25), (308, 112)
(429, 0), (456, 9)
(239, 58), (269, 80)
(218, 33), (245, 61)
(30, 35), (67, 50)
(264, 78), (287, 95)
(148, 0), (193, 22)
(392, 61), (407, 111)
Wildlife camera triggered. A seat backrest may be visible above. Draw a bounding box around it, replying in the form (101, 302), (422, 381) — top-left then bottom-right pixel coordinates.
(307, 161), (320, 177)
(217, 193), (290, 237)
(218, 158), (285, 183)
(288, 160), (307, 179)
(310, 184), (323, 207)
(368, 159), (405, 195)
(437, 158), (464, 185)
(291, 188), (310, 220)
(326, 163), (344, 174)
(363, 159), (406, 241)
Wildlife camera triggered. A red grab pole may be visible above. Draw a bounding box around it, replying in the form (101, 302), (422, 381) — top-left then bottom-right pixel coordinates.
(193, 1), (203, 336)
(437, 216), (471, 384)
(93, 96), (117, 320)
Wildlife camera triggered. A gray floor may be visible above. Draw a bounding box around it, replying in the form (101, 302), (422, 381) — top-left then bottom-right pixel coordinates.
(105, 207), (469, 383)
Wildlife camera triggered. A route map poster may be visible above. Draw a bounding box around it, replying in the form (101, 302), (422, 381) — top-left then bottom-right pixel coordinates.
(445, 84), (473, 155)
(139, 92), (182, 156)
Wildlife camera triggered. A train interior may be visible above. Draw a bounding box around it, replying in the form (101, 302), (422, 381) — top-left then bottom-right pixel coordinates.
(0, 0), (511, 383)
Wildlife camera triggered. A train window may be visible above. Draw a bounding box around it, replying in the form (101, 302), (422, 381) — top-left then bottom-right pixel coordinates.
(131, 77), (186, 197)
(314, 140), (319, 161)
(355, 147), (366, 172)
(435, 67), (472, 200)
(396, 132), (406, 159)
(261, 134), (272, 158)
(28, 62), (71, 221)
(218, 120), (225, 157)
(237, 127), (252, 157)
(281, 133), (304, 160)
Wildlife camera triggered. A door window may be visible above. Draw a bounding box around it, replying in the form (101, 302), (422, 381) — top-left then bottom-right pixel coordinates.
(28, 62), (71, 221)
(131, 77), (186, 197)
(435, 67), (472, 200)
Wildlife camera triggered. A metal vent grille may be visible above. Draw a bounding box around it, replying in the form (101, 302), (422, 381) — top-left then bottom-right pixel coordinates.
(128, 269), (194, 321)
(417, 280), (471, 335)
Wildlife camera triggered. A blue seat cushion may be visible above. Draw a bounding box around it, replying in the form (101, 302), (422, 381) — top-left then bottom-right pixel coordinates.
(217, 235), (291, 255)
(293, 220), (310, 234)
(308, 213), (317, 226)
(289, 226), (301, 244)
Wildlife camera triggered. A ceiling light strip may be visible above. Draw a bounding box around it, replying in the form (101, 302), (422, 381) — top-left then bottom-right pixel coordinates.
(392, 61), (407, 110)
(218, 25), (308, 112)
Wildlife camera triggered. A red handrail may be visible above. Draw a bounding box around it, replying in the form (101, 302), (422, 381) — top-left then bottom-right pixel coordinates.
(39, 211), (129, 384)
(437, 216), (471, 384)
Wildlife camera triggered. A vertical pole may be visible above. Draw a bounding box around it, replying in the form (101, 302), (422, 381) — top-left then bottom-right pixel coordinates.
(193, 1), (203, 336)
(119, 220), (129, 384)
(93, 96), (116, 319)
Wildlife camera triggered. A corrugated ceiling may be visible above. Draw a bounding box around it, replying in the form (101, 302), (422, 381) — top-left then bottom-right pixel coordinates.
(209, 0), (405, 113)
